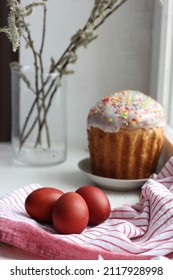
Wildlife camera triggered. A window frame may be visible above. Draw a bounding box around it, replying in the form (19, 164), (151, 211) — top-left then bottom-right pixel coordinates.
(156, 0), (173, 164)
(157, 0), (173, 120)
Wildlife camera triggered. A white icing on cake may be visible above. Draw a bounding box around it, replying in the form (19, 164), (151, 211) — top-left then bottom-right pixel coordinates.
(87, 90), (165, 132)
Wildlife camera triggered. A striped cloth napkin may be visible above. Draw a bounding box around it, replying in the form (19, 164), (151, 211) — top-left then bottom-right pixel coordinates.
(1, 157), (173, 260)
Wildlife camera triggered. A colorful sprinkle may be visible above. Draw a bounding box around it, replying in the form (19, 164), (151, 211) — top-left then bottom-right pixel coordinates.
(87, 90), (165, 132)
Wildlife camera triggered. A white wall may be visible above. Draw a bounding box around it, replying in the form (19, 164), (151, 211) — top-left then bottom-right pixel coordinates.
(20, 0), (160, 147)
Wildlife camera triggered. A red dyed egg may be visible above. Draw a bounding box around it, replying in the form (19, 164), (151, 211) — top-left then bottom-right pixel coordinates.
(76, 185), (111, 225)
(25, 187), (64, 223)
(52, 192), (89, 234)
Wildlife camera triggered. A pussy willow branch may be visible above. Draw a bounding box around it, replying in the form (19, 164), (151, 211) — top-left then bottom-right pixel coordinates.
(19, 4), (51, 148)
(20, 0), (129, 148)
(37, 5), (50, 147)
(45, 0), (129, 109)
(43, 0), (129, 116)
(93, 0), (128, 30)
(52, 0), (129, 73)
(35, 0), (129, 140)
(34, 80), (59, 147)
(20, 21), (43, 148)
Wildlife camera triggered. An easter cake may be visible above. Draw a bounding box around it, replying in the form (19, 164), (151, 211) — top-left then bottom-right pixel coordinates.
(87, 90), (165, 179)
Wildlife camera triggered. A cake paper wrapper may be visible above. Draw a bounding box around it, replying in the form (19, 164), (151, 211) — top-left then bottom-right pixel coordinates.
(1, 158), (173, 260)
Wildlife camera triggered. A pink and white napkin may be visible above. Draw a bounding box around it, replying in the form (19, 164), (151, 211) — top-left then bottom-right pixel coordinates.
(1, 157), (173, 259)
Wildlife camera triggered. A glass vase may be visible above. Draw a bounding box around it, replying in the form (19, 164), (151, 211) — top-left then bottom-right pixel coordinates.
(11, 65), (67, 166)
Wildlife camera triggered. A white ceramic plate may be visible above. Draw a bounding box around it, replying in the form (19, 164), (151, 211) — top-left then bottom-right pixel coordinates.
(78, 158), (148, 191)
